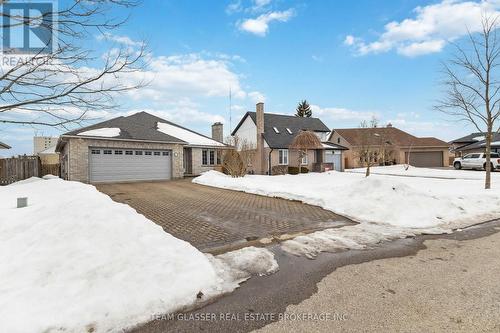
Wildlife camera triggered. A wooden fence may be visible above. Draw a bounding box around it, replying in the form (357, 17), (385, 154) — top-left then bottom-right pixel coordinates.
(0, 156), (60, 185)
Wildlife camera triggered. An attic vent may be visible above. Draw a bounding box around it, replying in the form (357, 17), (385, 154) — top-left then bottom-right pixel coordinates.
(273, 127), (280, 134)
(286, 128), (293, 134)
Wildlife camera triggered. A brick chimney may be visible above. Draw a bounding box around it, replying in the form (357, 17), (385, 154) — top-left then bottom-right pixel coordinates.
(211, 122), (223, 142)
(256, 102), (265, 174)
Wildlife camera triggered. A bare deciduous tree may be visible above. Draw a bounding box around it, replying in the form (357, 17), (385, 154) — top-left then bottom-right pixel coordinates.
(222, 136), (256, 177)
(356, 118), (379, 177)
(436, 15), (500, 189)
(0, 0), (147, 129)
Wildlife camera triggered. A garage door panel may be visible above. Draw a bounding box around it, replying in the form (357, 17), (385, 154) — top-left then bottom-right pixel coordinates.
(406, 151), (443, 167)
(89, 148), (172, 182)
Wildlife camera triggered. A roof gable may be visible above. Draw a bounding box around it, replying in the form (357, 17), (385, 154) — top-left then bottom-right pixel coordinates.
(232, 111), (330, 148)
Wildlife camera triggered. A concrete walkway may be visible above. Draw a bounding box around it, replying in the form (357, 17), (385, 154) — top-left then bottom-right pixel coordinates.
(97, 179), (352, 252)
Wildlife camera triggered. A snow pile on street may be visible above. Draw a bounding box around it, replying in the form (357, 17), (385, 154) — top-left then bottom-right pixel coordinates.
(78, 127), (121, 137)
(157, 122), (225, 146)
(346, 165), (500, 180)
(207, 246), (279, 292)
(0, 178), (277, 333)
(281, 223), (438, 259)
(194, 170), (500, 257)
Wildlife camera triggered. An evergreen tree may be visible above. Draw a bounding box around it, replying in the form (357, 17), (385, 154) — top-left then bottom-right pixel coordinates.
(295, 100), (312, 117)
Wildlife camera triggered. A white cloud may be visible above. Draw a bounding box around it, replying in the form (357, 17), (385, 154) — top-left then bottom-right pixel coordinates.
(121, 53), (247, 102)
(344, 35), (355, 46)
(310, 105), (378, 122)
(248, 91), (266, 103)
(226, 0), (243, 14)
(345, 0), (500, 57)
(239, 9), (295, 36)
(96, 32), (143, 47)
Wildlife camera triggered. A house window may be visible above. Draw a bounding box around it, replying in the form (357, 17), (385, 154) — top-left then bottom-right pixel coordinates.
(337, 138), (341, 144)
(301, 153), (308, 165)
(135, 151), (143, 155)
(286, 128), (293, 134)
(162, 151), (169, 156)
(216, 150), (221, 165)
(114, 150), (123, 155)
(154, 151), (161, 156)
(145, 151), (152, 156)
(103, 150), (112, 155)
(278, 149), (289, 165)
(273, 127), (280, 134)
(91, 149), (100, 154)
(202, 149), (217, 166)
(125, 150), (133, 155)
(209, 150), (215, 165)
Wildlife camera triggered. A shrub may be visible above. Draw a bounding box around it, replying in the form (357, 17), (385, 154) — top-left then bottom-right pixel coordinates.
(287, 166), (309, 175)
(271, 165), (288, 175)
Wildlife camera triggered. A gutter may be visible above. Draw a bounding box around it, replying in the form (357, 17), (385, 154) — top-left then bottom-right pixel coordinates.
(268, 149), (273, 175)
(59, 135), (188, 146)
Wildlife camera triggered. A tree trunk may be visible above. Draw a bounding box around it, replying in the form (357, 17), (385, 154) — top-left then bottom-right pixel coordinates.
(365, 164), (370, 177)
(485, 124), (492, 189)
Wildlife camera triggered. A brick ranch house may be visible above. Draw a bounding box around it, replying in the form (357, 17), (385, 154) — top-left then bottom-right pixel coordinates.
(450, 132), (500, 157)
(231, 103), (348, 174)
(329, 125), (450, 168)
(56, 112), (227, 183)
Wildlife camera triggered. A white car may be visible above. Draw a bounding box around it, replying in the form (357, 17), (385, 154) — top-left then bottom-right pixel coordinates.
(453, 152), (500, 170)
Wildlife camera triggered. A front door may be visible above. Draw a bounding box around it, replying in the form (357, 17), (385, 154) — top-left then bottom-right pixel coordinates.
(183, 148), (193, 175)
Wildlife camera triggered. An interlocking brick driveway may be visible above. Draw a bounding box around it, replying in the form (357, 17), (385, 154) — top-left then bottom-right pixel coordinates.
(96, 179), (353, 251)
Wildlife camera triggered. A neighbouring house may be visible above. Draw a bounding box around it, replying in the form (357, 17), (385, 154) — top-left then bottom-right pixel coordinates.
(33, 136), (58, 154)
(56, 111), (227, 183)
(231, 103), (348, 174)
(330, 125), (450, 168)
(37, 144), (60, 164)
(450, 132), (500, 157)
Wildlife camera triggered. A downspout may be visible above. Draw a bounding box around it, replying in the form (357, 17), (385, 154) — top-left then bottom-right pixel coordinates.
(268, 149), (273, 175)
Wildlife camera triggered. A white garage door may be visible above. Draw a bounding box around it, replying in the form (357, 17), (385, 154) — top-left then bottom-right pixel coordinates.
(89, 148), (172, 182)
(325, 150), (342, 171)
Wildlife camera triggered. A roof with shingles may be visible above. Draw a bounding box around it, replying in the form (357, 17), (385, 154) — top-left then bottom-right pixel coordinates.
(334, 127), (449, 147)
(232, 111), (330, 149)
(62, 111), (224, 146)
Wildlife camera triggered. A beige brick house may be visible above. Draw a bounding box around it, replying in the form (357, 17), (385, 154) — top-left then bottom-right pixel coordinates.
(231, 103), (348, 174)
(56, 112), (227, 183)
(330, 126), (450, 168)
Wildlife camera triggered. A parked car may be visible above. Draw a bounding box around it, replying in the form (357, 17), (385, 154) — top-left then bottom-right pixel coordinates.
(453, 152), (500, 170)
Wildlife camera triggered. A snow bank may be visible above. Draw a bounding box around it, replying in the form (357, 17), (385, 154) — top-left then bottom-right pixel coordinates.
(347, 165), (500, 180)
(78, 127), (121, 137)
(281, 223), (443, 259)
(0, 178), (277, 333)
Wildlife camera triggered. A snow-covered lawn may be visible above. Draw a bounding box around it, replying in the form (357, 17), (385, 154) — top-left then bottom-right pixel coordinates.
(0, 177), (277, 333)
(194, 169), (500, 257)
(347, 165), (500, 180)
